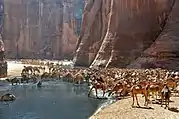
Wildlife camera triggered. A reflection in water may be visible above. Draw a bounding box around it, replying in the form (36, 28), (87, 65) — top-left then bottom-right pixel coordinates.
(0, 81), (103, 119)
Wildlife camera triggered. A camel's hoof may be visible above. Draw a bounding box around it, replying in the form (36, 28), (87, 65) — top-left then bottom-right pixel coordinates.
(131, 106), (134, 108)
(164, 107), (167, 109)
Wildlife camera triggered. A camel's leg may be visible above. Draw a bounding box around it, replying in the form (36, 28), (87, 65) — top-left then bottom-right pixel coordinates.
(102, 88), (105, 97)
(95, 88), (98, 98)
(147, 92), (150, 102)
(131, 94), (135, 107)
(79, 79), (81, 84)
(108, 90), (113, 97)
(161, 97), (163, 107)
(167, 98), (170, 108)
(135, 94), (140, 107)
(164, 99), (167, 109)
(131, 91), (135, 106)
(151, 92), (154, 98)
(156, 92), (158, 99)
(144, 95), (148, 106)
(88, 86), (93, 97)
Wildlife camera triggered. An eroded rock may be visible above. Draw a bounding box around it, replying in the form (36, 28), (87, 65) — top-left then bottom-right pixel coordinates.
(3, 0), (84, 59)
(75, 0), (179, 70)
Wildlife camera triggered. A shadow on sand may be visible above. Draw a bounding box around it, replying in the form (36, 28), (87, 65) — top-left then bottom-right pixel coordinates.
(88, 96), (108, 100)
(152, 99), (174, 104)
(132, 106), (154, 110)
(168, 107), (179, 113)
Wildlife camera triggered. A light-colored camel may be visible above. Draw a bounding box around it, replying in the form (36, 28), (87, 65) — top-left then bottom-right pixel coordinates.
(131, 84), (149, 107)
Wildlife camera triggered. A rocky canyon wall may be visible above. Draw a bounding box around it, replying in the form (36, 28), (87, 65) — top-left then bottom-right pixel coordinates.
(74, 0), (179, 70)
(2, 0), (84, 59)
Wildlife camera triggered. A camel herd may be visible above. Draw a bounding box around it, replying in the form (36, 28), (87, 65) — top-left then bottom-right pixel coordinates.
(86, 68), (177, 109)
(5, 62), (179, 109)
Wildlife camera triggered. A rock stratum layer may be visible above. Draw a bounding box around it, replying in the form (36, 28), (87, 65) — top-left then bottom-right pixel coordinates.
(3, 0), (84, 59)
(74, 0), (179, 70)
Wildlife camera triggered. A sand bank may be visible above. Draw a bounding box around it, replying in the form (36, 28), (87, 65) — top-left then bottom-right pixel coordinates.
(90, 96), (179, 119)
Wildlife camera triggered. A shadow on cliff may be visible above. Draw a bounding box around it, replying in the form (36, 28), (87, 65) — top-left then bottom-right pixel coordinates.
(74, 0), (179, 70)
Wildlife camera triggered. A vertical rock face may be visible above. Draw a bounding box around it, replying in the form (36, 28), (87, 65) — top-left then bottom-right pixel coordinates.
(74, 0), (179, 70)
(74, 0), (111, 66)
(128, 0), (179, 70)
(3, 0), (84, 59)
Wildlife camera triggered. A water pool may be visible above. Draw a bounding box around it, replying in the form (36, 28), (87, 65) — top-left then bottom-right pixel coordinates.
(0, 81), (103, 119)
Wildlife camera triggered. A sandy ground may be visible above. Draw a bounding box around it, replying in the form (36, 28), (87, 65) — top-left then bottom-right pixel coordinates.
(1, 61), (44, 80)
(90, 95), (179, 119)
(6, 60), (73, 77)
(6, 61), (45, 79)
(7, 61), (35, 77)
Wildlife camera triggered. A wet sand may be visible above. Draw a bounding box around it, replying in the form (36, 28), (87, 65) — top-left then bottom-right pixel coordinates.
(90, 95), (179, 119)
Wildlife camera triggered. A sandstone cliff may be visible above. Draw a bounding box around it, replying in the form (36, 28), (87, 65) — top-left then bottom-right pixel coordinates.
(3, 0), (84, 59)
(128, 0), (179, 70)
(74, 0), (179, 70)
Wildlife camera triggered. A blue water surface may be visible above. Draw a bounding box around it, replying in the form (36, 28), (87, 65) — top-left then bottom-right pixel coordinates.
(0, 81), (102, 119)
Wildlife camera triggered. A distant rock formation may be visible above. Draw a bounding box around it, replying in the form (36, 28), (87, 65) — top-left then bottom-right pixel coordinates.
(3, 0), (84, 59)
(74, 0), (179, 70)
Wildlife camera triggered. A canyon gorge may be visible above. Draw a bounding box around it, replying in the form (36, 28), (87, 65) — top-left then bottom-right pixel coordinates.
(1, 0), (179, 70)
(74, 0), (179, 70)
(2, 0), (84, 59)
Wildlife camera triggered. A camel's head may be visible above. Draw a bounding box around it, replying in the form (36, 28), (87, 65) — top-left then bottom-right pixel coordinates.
(5, 78), (10, 82)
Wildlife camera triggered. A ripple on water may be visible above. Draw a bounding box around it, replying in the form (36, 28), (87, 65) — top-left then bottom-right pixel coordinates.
(0, 81), (103, 119)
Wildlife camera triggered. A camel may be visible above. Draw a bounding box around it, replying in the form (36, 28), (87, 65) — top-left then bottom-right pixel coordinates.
(23, 66), (34, 74)
(21, 72), (30, 83)
(41, 72), (51, 80)
(88, 81), (107, 98)
(33, 67), (40, 74)
(50, 71), (60, 80)
(147, 83), (163, 100)
(37, 81), (42, 87)
(108, 81), (131, 97)
(131, 84), (149, 107)
(38, 66), (45, 73)
(6, 77), (20, 85)
(166, 79), (177, 90)
(108, 82), (124, 97)
(73, 72), (84, 84)
(161, 84), (171, 109)
(62, 72), (74, 82)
